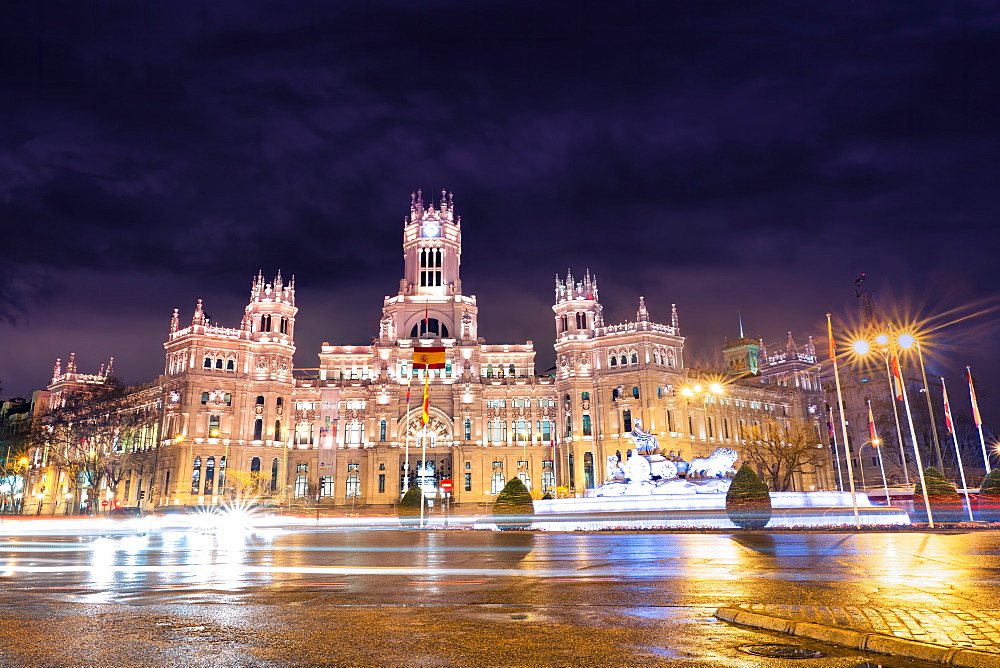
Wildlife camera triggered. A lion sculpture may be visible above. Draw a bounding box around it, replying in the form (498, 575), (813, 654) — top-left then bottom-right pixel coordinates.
(686, 448), (738, 479)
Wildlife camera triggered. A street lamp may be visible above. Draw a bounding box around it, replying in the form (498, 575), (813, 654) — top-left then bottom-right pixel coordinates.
(853, 330), (935, 527)
(679, 382), (725, 445)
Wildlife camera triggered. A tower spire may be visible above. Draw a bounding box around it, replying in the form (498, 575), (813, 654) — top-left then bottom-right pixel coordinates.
(786, 331), (797, 355)
(637, 296), (648, 322)
(671, 304), (679, 330)
(66, 352), (77, 375)
(738, 309), (744, 338)
(52, 358), (62, 383)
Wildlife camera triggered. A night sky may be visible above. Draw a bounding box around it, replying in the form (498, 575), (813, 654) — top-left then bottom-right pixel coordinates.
(2, 2), (998, 422)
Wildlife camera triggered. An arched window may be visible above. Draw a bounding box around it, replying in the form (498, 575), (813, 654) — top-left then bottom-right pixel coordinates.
(191, 456), (202, 495)
(256, 395), (265, 406)
(632, 386), (640, 399)
(630, 353), (638, 365)
(226, 358), (235, 371)
(250, 457), (261, 474)
(409, 318), (449, 338)
(271, 458), (280, 492)
(280, 317), (288, 334)
(204, 457), (216, 495)
(215, 358), (223, 369)
(253, 419), (263, 440)
(276, 397), (283, 409)
(274, 420), (282, 442)
(610, 356), (617, 367)
(261, 314), (271, 332)
(620, 355), (628, 366)
(201, 392), (209, 405)
(582, 414), (592, 436)
(584, 452), (595, 488)
(203, 357), (212, 368)
(612, 388), (621, 400)
(509, 364), (516, 377)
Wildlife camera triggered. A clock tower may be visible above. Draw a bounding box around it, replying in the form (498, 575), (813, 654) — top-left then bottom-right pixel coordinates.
(378, 190), (478, 343)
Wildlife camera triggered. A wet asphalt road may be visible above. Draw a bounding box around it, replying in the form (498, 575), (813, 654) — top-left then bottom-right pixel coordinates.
(0, 516), (995, 667)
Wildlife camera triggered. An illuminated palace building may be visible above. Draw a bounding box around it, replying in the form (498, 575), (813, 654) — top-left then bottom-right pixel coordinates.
(25, 192), (832, 512)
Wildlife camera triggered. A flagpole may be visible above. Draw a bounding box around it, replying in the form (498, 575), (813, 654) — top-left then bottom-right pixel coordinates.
(942, 377), (974, 522)
(827, 314), (861, 528)
(403, 364), (413, 495)
(420, 371), (429, 529)
(891, 327), (934, 528)
(869, 400), (890, 505)
(967, 366), (991, 474)
(882, 354), (911, 487)
(915, 340), (945, 471)
(829, 414), (844, 492)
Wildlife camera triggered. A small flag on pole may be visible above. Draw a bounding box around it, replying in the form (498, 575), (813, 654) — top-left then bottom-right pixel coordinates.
(421, 375), (430, 425)
(967, 366), (983, 428)
(867, 401), (879, 444)
(412, 346), (446, 369)
(890, 355), (904, 401)
(942, 377), (955, 435)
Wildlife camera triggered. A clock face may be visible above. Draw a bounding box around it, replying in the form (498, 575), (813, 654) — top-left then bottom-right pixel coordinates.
(421, 221), (441, 237)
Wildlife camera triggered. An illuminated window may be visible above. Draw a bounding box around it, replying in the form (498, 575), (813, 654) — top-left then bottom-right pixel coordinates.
(464, 472), (472, 491)
(584, 452), (595, 488)
(204, 457), (215, 495)
(464, 418), (472, 440)
(515, 421), (530, 441)
(582, 414), (592, 436)
(274, 420), (282, 442)
(409, 318), (448, 337)
(491, 471), (505, 494)
(320, 476), (334, 498)
(542, 470), (555, 495)
(347, 463), (360, 472)
(191, 456), (202, 495)
(224, 393), (232, 406)
(218, 456), (226, 490)
(345, 474), (360, 499)
(208, 415), (220, 434)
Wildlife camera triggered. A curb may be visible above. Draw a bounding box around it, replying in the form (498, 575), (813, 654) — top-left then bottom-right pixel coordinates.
(715, 607), (998, 668)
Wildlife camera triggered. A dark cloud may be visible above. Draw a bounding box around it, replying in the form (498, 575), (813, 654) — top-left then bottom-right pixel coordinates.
(1, 0), (998, 419)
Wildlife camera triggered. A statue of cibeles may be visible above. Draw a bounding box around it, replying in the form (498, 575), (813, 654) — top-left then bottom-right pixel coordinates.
(630, 419), (659, 455)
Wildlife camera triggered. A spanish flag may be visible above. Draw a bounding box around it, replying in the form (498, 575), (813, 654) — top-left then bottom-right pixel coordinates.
(412, 346), (446, 369)
(421, 375), (430, 425)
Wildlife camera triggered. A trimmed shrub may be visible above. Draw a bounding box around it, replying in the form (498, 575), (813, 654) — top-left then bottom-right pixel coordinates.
(725, 464), (772, 529)
(398, 485), (423, 526)
(493, 477), (534, 530)
(912, 467), (965, 523)
(979, 468), (1000, 495)
(912, 467), (960, 499)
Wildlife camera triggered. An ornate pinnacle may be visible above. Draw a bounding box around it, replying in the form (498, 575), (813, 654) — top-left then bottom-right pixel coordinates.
(637, 296), (649, 322)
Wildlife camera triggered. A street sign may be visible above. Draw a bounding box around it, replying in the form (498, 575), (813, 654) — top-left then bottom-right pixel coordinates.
(101, 500), (108, 507)
(440, 478), (453, 493)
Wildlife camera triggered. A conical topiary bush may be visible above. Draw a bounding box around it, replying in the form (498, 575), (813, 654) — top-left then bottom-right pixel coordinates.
(492, 477), (534, 530)
(398, 485), (423, 527)
(725, 464), (772, 529)
(979, 468), (1000, 495)
(978, 469), (1000, 522)
(912, 467), (963, 524)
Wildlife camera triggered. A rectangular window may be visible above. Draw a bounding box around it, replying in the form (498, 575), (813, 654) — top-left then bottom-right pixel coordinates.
(347, 463), (360, 472)
(582, 414), (592, 436)
(464, 472), (472, 492)
(491, 471), (505, 495)
(542, 470), (555, 495)
(492, 461), (503, 470)
(622, 410), (632, 433)
(345, 473), (360, 499)
(320, 476), (334, 498)
(464, 418), (472, 440)
(378, 474), (385, 493)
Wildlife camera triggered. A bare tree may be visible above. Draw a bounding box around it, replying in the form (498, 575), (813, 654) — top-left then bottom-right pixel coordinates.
(34, 379), (156, 511)
(738, 418), (828, 492)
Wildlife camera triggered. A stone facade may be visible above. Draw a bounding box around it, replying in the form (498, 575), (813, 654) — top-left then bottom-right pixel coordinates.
(22, 191), (833, 512)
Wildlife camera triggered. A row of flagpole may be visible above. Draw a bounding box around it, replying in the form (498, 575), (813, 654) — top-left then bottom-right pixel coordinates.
(828, 314), (992, 526)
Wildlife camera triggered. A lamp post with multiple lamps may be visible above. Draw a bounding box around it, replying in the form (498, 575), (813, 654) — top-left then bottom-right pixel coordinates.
(851, 336), (910, 487)
(679, 382), (725, 450)
(853, 330), (935, 528)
